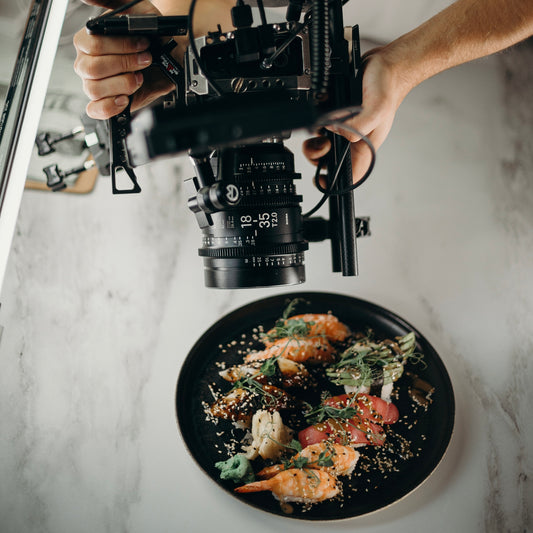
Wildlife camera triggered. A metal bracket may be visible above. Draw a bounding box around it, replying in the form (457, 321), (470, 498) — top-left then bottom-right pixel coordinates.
(108, 101), (141, 194)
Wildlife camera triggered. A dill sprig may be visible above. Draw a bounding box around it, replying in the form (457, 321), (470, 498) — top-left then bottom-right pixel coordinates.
(325, 331), (424, 388)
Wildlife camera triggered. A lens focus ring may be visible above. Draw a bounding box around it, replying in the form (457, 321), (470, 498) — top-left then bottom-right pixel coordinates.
(198, 242), (308, 258)
(198, 242), (309, 259)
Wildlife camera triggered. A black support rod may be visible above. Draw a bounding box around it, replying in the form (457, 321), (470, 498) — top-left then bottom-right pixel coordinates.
(324, 0), (358, 276)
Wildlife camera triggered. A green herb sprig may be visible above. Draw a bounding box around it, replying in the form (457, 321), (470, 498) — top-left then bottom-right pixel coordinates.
(261, 298), (316, 343)
(279, 440), (336, 471)
(304, 397), (361, 425)
(325, 331), (424, 388)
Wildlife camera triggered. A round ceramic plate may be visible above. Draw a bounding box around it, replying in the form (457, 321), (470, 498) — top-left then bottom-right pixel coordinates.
(176, 292), (455, 520)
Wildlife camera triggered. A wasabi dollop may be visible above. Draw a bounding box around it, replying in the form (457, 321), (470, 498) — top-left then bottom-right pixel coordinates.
(215, 454), (255, 484)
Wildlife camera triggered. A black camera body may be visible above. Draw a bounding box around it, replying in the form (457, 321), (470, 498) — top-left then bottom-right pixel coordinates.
(186, 22), (309, 102)
(87, 0), (371, 289)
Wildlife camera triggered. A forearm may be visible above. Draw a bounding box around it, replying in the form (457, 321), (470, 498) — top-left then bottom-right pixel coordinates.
(152, 0), (234, 58)
(379, 0), (533, 97)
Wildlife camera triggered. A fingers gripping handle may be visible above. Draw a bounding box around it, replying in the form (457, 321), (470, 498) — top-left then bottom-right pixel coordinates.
(86, 14), (188, 36)
(87, 11), (188, 194)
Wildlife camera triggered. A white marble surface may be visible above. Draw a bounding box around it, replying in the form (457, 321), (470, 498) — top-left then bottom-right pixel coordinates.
(1, 4), (532, 533)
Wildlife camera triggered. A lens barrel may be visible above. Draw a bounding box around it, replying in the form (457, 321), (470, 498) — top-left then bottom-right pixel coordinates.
(197, 142), (308, 288)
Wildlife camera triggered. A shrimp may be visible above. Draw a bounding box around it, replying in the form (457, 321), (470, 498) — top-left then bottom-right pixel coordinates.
(234, 468), (340, 503)
(257, 442), (360, 479)
(264, 313), (350, 344)
(245, 336), (335, 364)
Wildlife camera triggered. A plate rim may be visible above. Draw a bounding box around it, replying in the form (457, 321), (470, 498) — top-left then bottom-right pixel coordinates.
(175, 291), (456, 520)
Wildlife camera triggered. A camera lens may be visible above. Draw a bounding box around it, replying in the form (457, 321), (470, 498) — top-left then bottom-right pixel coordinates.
(197, 142), (308, 288)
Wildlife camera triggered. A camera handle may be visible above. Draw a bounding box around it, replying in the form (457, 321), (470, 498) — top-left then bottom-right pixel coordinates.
(86, 15), (187, 194)
(108, 100), (141, 194)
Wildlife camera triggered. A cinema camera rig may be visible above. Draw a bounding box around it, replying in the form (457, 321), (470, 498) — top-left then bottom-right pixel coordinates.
(42, 0), (375, 288)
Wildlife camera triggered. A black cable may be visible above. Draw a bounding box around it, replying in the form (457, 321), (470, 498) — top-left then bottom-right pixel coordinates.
(309, 0), (329, 100)
(302, 143), (349, 217)
(317, 116), (376, 194)
(326, 121), (376, 193)
(188, 0), (223, 96)
(302, 118), (376, 218)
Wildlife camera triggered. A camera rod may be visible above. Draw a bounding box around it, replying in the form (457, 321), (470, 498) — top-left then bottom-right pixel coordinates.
(324, 0), (358, 276)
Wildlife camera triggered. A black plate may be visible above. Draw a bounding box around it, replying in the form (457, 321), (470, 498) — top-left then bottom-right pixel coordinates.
(176, 292), (455, 520)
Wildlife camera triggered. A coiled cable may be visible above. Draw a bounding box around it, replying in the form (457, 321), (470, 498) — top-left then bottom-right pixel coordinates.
(310, 0), (330, 100)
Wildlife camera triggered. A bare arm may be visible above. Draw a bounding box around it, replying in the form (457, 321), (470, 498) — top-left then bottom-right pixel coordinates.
(304, 0), (533, 182)
(151, 0), (233, 58)
(381, 0), (533, 94)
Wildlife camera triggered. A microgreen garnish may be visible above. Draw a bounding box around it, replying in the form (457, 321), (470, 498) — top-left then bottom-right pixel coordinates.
(261, 298), (316, 343)
(316, 449), (335, 468)
(325, 331), (424, 388)
(260, 356), (278, 377)
(281, 298), (304, 320)
(304, 400), (361, 425)
(263, 318), (314, 342)
(279, 441), (336, 471)
(290, 455), (311, 469)
(288, 439), (303, 453)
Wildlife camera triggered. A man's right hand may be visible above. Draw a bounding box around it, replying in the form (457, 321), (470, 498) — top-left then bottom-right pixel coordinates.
(73, 0), (175, 120)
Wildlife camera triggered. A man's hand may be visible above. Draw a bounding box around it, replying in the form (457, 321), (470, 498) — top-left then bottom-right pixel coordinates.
(302, 47), (409, 185)
(304, 0), (533, 186)
(73, 0), (175, 120)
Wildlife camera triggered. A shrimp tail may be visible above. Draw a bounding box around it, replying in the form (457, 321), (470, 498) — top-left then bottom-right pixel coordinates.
(256, 464), (284, 479)
(234, 480), (271, 493)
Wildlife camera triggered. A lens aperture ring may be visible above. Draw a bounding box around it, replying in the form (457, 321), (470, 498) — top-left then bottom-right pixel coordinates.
(235, 194), (303, 208)
(198, 242), (309, 258)
(233, 173), (302, 183)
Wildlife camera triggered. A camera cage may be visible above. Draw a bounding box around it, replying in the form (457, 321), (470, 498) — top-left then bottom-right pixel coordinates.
(84, 0), (372, 288)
